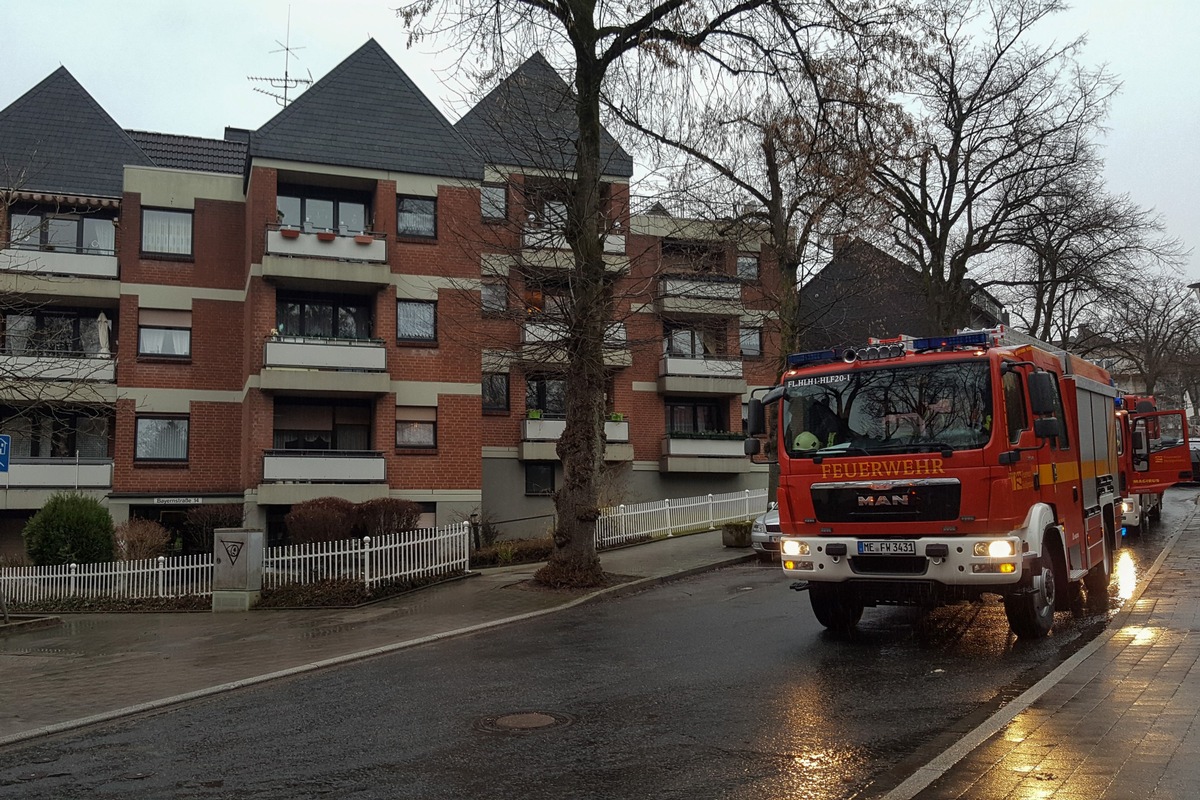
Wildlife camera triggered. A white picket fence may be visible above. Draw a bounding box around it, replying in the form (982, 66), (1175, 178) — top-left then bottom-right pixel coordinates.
(262, 522), (470, 589)
(0, 554), (213, 604)
(0, 489), (767, 603)
(595, 489), (767, 549)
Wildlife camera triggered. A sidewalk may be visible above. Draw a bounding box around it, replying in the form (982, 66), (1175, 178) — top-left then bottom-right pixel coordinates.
(0, 530), (756, 746)
(885, 506), (1200, 800)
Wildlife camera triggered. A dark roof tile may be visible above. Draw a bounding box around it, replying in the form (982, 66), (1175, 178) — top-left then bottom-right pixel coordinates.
(127, 131), (247, 174)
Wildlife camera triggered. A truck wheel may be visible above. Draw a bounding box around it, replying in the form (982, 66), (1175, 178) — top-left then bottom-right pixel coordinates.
(1083, 528), (1113, 610)
(1005, 560), (1057, 639)
(809, 584), (863, 633)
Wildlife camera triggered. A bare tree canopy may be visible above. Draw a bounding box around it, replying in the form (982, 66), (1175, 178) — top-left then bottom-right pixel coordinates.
(869, 0), (1117, 334)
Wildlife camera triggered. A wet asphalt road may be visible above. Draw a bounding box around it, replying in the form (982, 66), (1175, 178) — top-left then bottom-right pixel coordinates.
(1, 488), (1193, 800)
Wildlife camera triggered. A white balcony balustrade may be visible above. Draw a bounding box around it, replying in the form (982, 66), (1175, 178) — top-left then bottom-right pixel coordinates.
(3, 458), (113, 489)
(262, 450), (386, 483)
(657, 276), (743, 316)
(265, 226), (387, 263)
(0, 247), (119, 279)
(0, 352), (115, 382)
(263, 337), (386, 372)
(660, 436), (746, 457)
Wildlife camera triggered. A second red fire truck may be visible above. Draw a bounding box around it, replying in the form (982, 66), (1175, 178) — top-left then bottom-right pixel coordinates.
(746, 328), (1190, 639)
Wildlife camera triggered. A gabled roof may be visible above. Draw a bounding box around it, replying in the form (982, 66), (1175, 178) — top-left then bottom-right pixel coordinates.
(0, 67), (153, 197)
(127, 131), (247, 175)
(250, 39), (481, 180)
(455, 52), (634, 178)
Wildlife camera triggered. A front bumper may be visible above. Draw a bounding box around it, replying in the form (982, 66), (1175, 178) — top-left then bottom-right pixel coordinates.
(779, 535), (1025, 587)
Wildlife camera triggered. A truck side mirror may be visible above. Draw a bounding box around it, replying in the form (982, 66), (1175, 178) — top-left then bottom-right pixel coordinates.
(744, 438), (762, 456)
(746, 398), (765, 437)
(1033, 417), (1061, 439)
(1028, 371), (1057, 416)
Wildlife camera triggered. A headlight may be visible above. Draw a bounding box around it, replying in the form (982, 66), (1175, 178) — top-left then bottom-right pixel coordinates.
(974, 540), (1016, 557)
(752, 521), (766, 533)
(1121, 500), (1132, 514)
(781, 540), (810, 556)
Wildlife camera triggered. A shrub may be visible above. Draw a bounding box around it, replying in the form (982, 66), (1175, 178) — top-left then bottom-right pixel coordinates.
(470, 537), (554, 568)
(115, 518), (171, 561)
(23, 493), (115, 566)
(182, 504), (244, 554)
(285, 497), (356, 544)
(352, 497), (422, 538)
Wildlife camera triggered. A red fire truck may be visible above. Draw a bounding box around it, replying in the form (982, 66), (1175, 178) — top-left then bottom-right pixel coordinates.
(1115, 395), (1191, 537)
(745, 328), (1189, 639)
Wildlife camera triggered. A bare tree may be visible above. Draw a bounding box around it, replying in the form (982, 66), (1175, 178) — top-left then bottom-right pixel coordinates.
(868, 0), (1116, 334)
(398, 1), (786, 587)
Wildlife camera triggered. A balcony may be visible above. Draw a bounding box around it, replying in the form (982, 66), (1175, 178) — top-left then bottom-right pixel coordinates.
(657, 275), (743, 316)
(0, 246), (119, 280)
(262, 226), (391, 290)
(659, 435), (750, 473)
(520, 227), (628, 273)
(260, 337), (391, 396)
(1, 458), (113, 490)
(258, 449), (389, 505)
(0, 352), (115, 383)
(519, 321), (630, 367)
(518, 417), (632, 462)
(657, 354), (745, 395)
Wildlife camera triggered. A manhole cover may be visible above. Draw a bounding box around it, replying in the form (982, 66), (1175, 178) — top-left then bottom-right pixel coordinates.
(475, 711), (573, 733)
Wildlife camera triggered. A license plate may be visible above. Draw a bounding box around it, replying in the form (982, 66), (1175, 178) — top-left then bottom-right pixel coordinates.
(858, 540), (916, 555)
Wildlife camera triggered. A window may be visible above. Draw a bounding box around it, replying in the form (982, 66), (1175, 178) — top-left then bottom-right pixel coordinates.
(276, 189), (369, 233)
(481, 283), (507, 314)
(396, 406), (437, 449)
(1045, 375), (1070, 450)
(273, 402), (370, 450)
(525, 462), (555, 496)
(526, 375), (567, 418)
(481, 184), (508, 221)
(664, 321), (725, 358)
(666, 398), (724, 434)
(141, 209), (193, 257)
(739, 327), (762, 358)
(138, 309), (192, 358)
(9, 210), (116, 255)
(1, 409), (110, 459)
(737, 253), (760, 280)
(276, 295), (372, 339)
(397, 301), (436, 343)
(662, 239), (722, 273)
(1002, 370), (1028, 445)
(482, 374), (510, 412)
(2, 310), (108, 356)
(135, 416), (189, 461)
(397, 195), (437, 238)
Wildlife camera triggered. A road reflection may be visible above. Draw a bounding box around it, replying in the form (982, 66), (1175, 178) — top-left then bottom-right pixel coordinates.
(1114, 549), (1137, 605)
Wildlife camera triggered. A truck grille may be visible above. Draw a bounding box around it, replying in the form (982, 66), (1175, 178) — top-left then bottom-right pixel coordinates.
(850, 556), (929, 575)
(811, 478), (960, 523)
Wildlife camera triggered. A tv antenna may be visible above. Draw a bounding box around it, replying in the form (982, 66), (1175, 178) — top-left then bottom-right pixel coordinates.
(247, 7), (313, 107)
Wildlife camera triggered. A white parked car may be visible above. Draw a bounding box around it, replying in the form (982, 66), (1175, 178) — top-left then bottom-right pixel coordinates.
(751, 504), (781, 561)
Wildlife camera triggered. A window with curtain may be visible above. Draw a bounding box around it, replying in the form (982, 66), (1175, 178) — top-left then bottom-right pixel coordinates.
(141, 209), (193, 257)
(737, 253), (760, 280)
(138, 309), (191, 358)
(276, 192), (368, 233)
(397, 301), (436, 342)
(665, 398), (724, 434)
(396, 406), (436, 448)
(481, 184), (507, 221)
(0, 411), (111, 459)
(663, 322), (725, 358)
(276, 296), (373, 340)
(3, 310), (107, 356)
(739, 327), (762, 358)
(273, 402), (370, 451)
(481, 283), (507, 313)
(397, 196), (436, 238)
(135, 417), (189, 461)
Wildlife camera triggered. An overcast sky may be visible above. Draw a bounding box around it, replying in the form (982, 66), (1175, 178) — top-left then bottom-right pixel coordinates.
(5, 0), (1196, 280)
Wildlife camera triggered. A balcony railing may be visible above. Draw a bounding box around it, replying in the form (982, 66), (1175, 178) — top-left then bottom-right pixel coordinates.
(659, 354), (743, 380)
(0, 246), (119, 279)
(521, 226), (626, 255)
(263, 336), (386, 372)
(264, 225), (388, 263)
(660, 435), (746, 458)
(0, 352), (115, 382)
(2, 458), (113, 489)
(523, 418), (630, 443)
(262, 450), (386, 483)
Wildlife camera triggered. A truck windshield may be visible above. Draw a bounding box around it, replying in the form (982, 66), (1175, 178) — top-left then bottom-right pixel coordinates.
(782, 361), (992, 458)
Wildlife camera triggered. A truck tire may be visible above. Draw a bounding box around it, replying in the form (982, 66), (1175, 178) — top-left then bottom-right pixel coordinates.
(1083, 524), (1113, 609)
(809, 584), (863, 633)
(1005, 558), (1057, 639)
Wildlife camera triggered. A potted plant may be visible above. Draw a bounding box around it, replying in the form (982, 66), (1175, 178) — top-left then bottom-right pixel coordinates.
(316, 231), (337, 242)
(279, 227), (301, 239)
(526, 409), (543, 420)
(353, 234), (374, 245)
(608, 412), (625, 422)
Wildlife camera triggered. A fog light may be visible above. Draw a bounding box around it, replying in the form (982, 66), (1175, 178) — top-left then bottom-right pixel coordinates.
(782, 540), (810, 556)
(999, 563), (1016, 573)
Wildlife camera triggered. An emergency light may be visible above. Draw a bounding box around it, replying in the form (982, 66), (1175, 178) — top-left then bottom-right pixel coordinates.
(786, 348), (839, 367)
(912, 331), (991, 352)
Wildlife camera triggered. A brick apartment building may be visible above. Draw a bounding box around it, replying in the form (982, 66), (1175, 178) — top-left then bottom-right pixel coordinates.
(0, 40), (776, 554)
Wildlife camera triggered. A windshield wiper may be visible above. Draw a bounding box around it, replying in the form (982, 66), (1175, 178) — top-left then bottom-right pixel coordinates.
(865, 442), (955, 457)
(807, 445), (873, 462)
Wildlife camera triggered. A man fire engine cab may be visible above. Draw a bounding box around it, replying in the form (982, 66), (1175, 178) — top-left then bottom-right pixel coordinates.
(745, 327), (1190, 639)
(1115, 395), (1190, 537)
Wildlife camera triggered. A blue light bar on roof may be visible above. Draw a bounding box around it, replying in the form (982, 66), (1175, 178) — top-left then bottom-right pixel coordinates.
(787, 348), (838, 367)
(912, 332), (991, 352)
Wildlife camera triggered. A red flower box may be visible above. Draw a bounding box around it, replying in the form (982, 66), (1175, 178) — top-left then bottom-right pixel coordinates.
(354, 234), (374, 245)
(316, 231), (337, 242)
(279, 228), (301, 239)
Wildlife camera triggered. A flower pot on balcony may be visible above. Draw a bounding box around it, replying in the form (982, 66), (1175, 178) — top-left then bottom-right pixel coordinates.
(280, 227), (301, 239)
(608, 413), (625, 422)
(526, 409), (543, 420)
(316, 231), (337, 242)
(353, 234), (374, 245)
